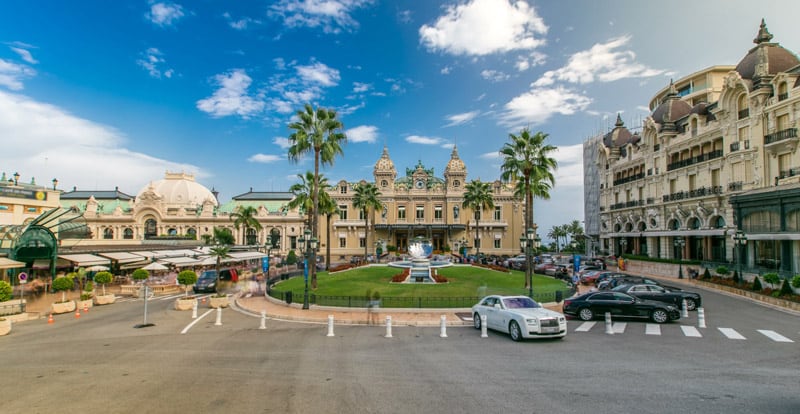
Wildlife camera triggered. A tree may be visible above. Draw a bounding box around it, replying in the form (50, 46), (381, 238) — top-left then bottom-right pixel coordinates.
(212, 227), (235, 246)
(93, 271), (113, 296)
(230, 205), (262, 245)
(132, 268), (149, 283)
(52, 276), (74, 303)
(462, 180), (494, 258)
(209, 245), (231, 294)
(288, 172), (331, 286)
(762, 272), (780, 289)
(500, 128), (557, 289)
(566, 220), (584, 249)
(288, 104), (346, 292)
(177, 270), (198, 297)
(352, 181), (382, 262)
(547, 225), (568, 252)
(317, 187), (339, 271)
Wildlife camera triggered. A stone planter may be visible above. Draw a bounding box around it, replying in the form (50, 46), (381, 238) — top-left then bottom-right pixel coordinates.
(209, 295), (229, 309)
(51, 300), (76, 314)
(94, 294), (116, 305)
(77, 299), (94, 310)
(0, 318), (10, 336)
(174, 298), (197, 311)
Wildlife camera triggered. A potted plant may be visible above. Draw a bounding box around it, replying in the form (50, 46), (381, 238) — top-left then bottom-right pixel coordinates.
(175, 270), (198, 311)
(93, 271), (116, 305)
(208, 245), (231, 308)
(51, 276), (76, 314)
(0, 317), (10, 336)
(132, 268), (149, 284)
(77, 280), (94, 310)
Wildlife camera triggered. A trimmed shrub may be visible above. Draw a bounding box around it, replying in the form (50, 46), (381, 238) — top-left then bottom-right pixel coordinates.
(763, 273), (780, 288)
(93, 271), (113, 295)
(702, 268), (711, 280)
(779, 278), (793, 296)
(52, 276), (74, 303)
(752, 276), (762, 292)
(177, 270), (198, 297)
(0, 280), (12, 302)
(791, 275), (800, 289)
(285, 250), (298, 265)
(132, 268), (149, 282)
(716, 266), (730, 277)
(732, 270), (740, 284)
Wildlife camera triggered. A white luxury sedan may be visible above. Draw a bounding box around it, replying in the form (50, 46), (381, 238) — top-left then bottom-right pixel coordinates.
(472, 295), (567, 341)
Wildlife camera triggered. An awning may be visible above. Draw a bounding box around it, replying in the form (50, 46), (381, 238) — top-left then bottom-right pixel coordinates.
(228, 251), (267, 261)
(153, 249), (197, 258)
(0, 257), (25, 269)
(98, 252), (147, 264)
(119, 260), (150, 270)
(32, 258), (73, 269)
(57, 254), (111, 267)
(159, 257), (202, 267)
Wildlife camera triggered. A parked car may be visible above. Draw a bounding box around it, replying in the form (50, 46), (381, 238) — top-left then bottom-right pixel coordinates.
(579, 270), (604, 285)
(198, 268), (239, 283)
(612, 284), (702, 311)
(193, 271), (218, 293)
(472, 295), (567, 341)
(562, 291), (681, 324)
(606, 275), (682, 291)
(546, 264), (570, 280)
(593, 271), (629, 287)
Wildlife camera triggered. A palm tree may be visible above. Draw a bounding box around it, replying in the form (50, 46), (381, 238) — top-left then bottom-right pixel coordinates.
(462, 180), (494, 258)
(288, 172), (330, 288)
(352, 181), (382, 262)
(230, 205), (262, 245)
(287, 104), (347, 291)
(500, 128), (558, 289)
(567, 220), (584, 250)
(212, 227), (235, 246)
(317, 189), (339, 271)
(209, 244), (230, 294)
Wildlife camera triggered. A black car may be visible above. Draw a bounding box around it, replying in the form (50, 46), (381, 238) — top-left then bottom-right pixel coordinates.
(562, 291), (681, 324)
(606, 275), (682, 291)
(193, 271), (217, 293)
(612, 284), (702, 311)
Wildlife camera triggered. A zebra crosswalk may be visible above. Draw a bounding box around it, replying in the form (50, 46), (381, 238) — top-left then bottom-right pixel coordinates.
(571, 321), (796, 343)
(116, 293), (212, 303)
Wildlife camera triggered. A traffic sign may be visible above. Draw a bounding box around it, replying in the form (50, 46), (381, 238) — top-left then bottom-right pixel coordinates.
(19, 272), (28, 284)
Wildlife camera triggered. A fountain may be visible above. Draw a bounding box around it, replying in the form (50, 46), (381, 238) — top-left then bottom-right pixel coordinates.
(388, 237), (452, 283)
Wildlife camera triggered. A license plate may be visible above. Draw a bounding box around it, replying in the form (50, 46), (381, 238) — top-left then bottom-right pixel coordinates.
(541, 327), (559, 333)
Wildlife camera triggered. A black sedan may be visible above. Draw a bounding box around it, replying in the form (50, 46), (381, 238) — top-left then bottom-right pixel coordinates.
(612, 284), (702, 311)
(605, 275), (683, 291)
(562, 291), (681, 324)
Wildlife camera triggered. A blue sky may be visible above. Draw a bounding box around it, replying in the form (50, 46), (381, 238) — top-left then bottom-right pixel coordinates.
(2, 0), (799, 241)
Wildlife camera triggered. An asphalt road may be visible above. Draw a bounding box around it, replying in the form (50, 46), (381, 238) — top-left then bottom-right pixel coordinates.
(2, 287), (798, 414)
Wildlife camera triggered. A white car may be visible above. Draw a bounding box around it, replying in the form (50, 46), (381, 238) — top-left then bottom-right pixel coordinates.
(472, 295), (567, 341)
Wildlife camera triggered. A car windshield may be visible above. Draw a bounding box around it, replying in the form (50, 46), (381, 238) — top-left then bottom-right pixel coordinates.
(502, 297), (540, 309)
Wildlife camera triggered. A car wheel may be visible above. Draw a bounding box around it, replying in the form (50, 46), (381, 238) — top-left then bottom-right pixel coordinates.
(473, 313), (482, 330)
(684, 298), (697, 311)
(651, 309), (669, 324)
(578, 307), (594, 321)
(509, 320), (522, 341)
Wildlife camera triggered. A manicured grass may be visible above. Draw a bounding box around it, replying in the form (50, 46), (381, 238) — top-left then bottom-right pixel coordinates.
(271, 264), (568, 307)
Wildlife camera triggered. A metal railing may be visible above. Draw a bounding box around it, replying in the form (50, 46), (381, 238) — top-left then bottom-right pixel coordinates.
(764, 128), (798, 145)
(666, 149), (723, 171)
(662, 186), (723, 202)
(613, 172), (645, 186)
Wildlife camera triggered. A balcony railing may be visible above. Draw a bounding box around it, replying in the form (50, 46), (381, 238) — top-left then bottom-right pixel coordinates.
(662, 186), (723, 202)
(778, 92), (789, 101)
(728, 181), (743, 192)
(610, 200), (644, 211)
(646, 197), (655, 205)
(666, 149), (723, 171)
(779, 167), (800, 179)
(764, 128), (798, 145)
(613, 172), (645, 186)
(738, 108), (750, 119)
(730, 141), (740, 152)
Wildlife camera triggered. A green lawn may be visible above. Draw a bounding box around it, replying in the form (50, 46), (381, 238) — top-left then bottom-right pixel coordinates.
(270, 264), (570, 308)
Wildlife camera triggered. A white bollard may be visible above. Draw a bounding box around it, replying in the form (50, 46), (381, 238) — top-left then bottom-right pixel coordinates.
(215, 307), (222, 326)
(327, 315), (335, 337)
(697, 307), (706, 328)
(480, 315), (488, 338)
(681, 299), (689, 318)
(385, 315), (393, 338)
(192, 301), (198, 319)
(604, 312), (614, 335)
(439, 315), (448, 338)
(259, 310), (266, 330)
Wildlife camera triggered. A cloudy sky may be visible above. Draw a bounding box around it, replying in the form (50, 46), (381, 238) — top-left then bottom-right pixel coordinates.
(1, 0), (799, 242)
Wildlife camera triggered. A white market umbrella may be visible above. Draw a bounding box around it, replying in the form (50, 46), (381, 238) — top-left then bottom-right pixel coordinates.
(141, 262), (169, 271)
(86, 265), (109, 272)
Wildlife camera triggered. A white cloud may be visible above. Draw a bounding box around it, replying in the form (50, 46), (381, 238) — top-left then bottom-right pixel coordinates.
(248, 153), (282, 163)
(269, 0), (373, 34)
(146, 2), (185, 27)
(0, 58), (36, 90)
(136, 48), (174, 79)
(0, 90), (204, 194)
(352, 82), (371, 93)
(406, 135), (442, 145)
(533, 35), (665, 87)
(500, 85), (591, 127)
(397, 9), (412, 24)
(419, 0), (547, 56)
(479, 151), (501, 160)
(273, 137), (291, 149)
(440, 66), (452, 75)
(196, 69), (265, 119)
(445, 110), (480, 127)
(480, 69), (509, 82)
(10, 47), (38, 64)
(552, 144), (583, 187)
(515, 51), (545, 71)
(223, 12), (261, 30)
(346, 125), (378, 143)
(296, 60), (340, 87)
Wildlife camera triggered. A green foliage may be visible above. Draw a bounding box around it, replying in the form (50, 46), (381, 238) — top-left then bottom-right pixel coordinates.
(212, 227), (235, 245)
(386, 245), (397, 252)
(80, 292), (93, 300)
(84, 281), (94, 292)
(93, 271), (112, 285)
(132, 268), (150, 282)
(716, 266), (730, 276)
(752, 276), (762, 292)
(762, 272), (780, 287)
(286, 250), (298, 265)
(703, 268), (711, 280)
(779, 278), (793, 296)
(52, 276), (73, 292)
(791, 275), (800, 289)
(620, 254), (703, 266)
(0, 281), (12, 302)
(177, 270), (198, 287)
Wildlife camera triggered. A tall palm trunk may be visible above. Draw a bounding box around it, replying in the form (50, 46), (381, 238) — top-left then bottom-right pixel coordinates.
(312, 151), (319, 289)
(524, 176), (532, 289)
(325, 213), (332, 270)
(475, 216), (480, 257)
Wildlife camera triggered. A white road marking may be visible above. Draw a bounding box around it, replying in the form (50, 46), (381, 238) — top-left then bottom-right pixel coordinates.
(718, 327), (746, 340)
(758, 330), (794, 343)
(181, 309), (214, 334)
(681, 325), (702, 337)
(645, 324), (661, 335)
(574, 321), (596, 332)
(612, 322), (627, 334)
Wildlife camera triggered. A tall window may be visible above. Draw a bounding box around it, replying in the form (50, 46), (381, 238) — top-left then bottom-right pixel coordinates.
(494, 239), (501, 248)
(290, 236), (297, 250)
(688, 174), (696, 191)
(779, 153), (791, 176)
(340, 185), (348, 194)
(493, 206), (501, 221)
(359, 209), (366, 220)
(339, 237), (346, 248)
(434, 205), (443, 220)
(338, 205), (348, 220)
(123, 228), (134, 239)
(103, 228), (113, 239)
(416, 205), (424, 220)
(398, 206), (406, 220)
(359, 237), (365, 248)
(144, 218), (157, 238)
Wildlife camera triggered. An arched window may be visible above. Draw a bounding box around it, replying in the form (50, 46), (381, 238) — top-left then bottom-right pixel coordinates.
(187, 228), (197, 239)
(144, 218), (157, 238)
(737, 94), (749, 119)
(103, 228), (113, 239)
(688, 217), (700, 230)
(778, 82), (789, 100)
(712, 216), (725, 229)
(123, 228), (134, 239)
(168, 228), (177, 236)
(669, 219), (680, 230)
(246, 228), (257, 245)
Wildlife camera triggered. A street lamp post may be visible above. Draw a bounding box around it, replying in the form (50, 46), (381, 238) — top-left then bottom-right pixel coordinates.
(674, 236), (686, 279)
(263, 240), (273, 294)
(299, 228), (317, 310)
(732, 230), (747, 285)
(520, 227), (536, 299)
(571, 241), (578, 281)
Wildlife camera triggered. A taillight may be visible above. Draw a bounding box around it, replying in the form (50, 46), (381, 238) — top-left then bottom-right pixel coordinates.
(563, 299), (572, 307)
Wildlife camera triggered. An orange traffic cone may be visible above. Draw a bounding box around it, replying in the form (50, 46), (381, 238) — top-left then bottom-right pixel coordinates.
(75, 308), (81, 319)
(202, 296), (206, 303)
(48, 313), (54, 324)
(83, 303), (89, 313)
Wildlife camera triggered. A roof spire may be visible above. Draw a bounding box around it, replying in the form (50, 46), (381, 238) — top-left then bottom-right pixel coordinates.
(615, 113), (624, 127)
(754, 18), (773, 44)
